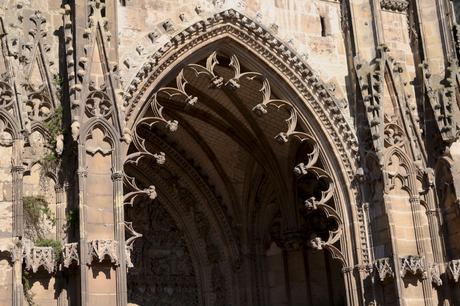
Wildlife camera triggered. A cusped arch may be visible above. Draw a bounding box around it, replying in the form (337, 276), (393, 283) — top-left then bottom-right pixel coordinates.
(0, 110), (20, 140)
(123, 9), (358, 181)
(122, 10), (362, 305)
(383, 146), (417, 196)
(81, 118), (120, 152)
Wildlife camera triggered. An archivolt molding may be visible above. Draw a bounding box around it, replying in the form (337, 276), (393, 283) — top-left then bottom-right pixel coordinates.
(122, 9), (358, 180)
(125, 51), (350, 268)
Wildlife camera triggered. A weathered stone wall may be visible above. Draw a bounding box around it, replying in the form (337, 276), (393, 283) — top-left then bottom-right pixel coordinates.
(0, 0), (458, 305)
(117, 0), (350, 112)
(0, 144), (13, 306)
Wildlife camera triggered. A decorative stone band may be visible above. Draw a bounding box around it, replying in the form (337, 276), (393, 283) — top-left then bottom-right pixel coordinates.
(374, 257), (394, 282)
(448, 259), (460, 282)
(63, 242), (79, 268)
(86, 239), (119, 266)
(400, 255), (427, 279)
(10, 238), (56, 273)
(24, 246), (56, 274)
(380, 0), (409, 12)
(371, 258), (460, 286)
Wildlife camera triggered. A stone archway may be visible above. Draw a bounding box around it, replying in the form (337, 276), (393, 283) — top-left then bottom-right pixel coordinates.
(123, 45), (359, 305)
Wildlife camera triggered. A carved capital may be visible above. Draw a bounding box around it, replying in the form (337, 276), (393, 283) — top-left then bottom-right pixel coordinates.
(11, 165), (25, 173)
(77, 168), (88, 177)
(111, 171), (123, 182)
(400, 255), (426, 279)
(429, 263), (442, 287)
(448, 259), (460, 282)
(63, 242), (79, 268)
(87, 239), (119, 265)
(380, 0), (409, 12)
(24, 246), (56, 273)
(374, 257), (394, 281)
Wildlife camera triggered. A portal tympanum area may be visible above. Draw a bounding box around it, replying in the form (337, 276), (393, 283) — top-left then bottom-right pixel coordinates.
(123, 52), (347, 305)
(1, 1), (460, 306)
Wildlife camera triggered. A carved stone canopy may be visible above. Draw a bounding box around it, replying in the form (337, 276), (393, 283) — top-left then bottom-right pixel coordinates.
(400, 255), (427, 279)
(374, 257), (394, 282)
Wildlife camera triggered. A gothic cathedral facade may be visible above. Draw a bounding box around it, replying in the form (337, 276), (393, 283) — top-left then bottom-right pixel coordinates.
(0, 0), (459, 305)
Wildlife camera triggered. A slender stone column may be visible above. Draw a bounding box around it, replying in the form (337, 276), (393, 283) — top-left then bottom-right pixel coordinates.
(11, 162), (24, 306)
(112, 171), (127, 306)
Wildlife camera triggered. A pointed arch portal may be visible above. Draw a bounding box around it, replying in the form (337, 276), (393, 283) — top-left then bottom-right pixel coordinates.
(122, 10), (360, 306)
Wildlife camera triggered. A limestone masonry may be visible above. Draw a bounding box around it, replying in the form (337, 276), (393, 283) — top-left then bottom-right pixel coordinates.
(0, 0), (459, 305)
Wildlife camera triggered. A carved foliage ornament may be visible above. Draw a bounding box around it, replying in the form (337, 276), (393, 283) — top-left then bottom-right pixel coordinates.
(63, 242), (79, 268)
(374, 257), (394, 281)
(87, 239), (119, 265)
(400, 255), (427, 279)
(429, 263), (442, 287)
(356, 45), (424, 163)
(22, 11), (58, 125)
(380, 0), (409, 12)
(11, 239), (56, 273)
(448, 259), (460, 282)
(85, 86), (112, 119)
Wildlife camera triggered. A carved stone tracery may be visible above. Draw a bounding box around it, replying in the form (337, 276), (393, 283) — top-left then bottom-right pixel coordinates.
(400, 255), (426, 279)
(63, 242), (80, 268)
(24, 246), (56, 273)
(123, 9), (358, 181)
(374, 257), (394, 281)
(87, 239), (119, 265)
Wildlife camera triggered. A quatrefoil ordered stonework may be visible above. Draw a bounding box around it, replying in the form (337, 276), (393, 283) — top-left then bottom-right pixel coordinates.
(85, 90), (112, 118)
(25, 93), (52, 122)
